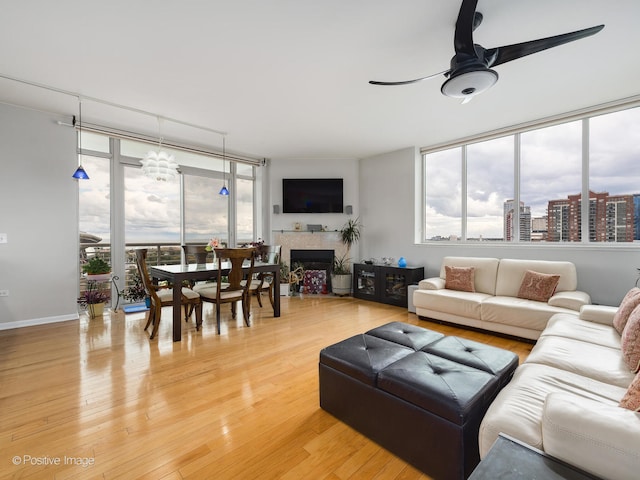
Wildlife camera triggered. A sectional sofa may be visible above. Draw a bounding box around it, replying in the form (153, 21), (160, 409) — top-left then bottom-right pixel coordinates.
(479, 303), (640, 480)
(413, 256), (591, 340)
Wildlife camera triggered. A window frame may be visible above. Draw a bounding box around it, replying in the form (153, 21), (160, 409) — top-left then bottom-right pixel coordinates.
(421, 99), (640, 246)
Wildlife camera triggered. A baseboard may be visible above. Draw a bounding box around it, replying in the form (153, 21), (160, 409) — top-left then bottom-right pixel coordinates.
(0, 313), (79, 331)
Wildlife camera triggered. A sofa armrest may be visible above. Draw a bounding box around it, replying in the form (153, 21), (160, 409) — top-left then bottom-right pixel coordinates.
(547, 290), (590, 311)
(579, 304), (618, 326)
(418, 277), (445, 290)
(542, 392), (640, 480)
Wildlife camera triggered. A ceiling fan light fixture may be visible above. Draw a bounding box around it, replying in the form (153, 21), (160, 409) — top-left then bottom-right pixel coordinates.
(441, 69), (498, 99)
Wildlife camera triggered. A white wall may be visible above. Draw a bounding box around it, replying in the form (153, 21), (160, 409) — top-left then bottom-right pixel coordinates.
(267, 158), (360, 256)
(0, 103), (79, 329)
(358, 147), (640, 306)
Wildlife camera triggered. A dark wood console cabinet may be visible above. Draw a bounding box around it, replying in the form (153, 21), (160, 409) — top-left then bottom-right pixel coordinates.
(353, 263), (424, 307)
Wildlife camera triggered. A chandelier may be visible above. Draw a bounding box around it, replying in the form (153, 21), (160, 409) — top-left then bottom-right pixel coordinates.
(140, 117), (179, 181)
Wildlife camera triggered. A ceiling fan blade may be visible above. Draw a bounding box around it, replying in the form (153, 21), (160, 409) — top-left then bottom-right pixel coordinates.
(369, 70), (449, 86)
(454, 0), (479, 55)
(487, 24), (604, 68)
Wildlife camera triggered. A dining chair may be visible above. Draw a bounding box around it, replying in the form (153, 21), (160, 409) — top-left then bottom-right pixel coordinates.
(181, 244), (214, 293)
(196, 247), (256, 334)
(135, 248), (203, 340)
(182, 244), (209, 266)
(248, 245), (281, 309)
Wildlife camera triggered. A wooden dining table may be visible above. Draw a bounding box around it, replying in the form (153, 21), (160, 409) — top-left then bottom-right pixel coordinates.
(149, 260), (281, 341)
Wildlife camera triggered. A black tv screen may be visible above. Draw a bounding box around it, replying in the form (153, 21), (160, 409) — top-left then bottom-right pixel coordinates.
(282, 178), (343, 213)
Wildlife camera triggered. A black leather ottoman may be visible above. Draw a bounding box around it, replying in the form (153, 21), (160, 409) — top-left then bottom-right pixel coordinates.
(319, 322), (518, 480)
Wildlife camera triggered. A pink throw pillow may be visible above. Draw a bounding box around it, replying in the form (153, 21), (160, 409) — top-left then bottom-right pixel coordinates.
(619, 371), (640, 411)
(621, 304), (640, 373)
(517, 270), (560, 303)
(613, 287), (640, 335)
(444, 266), (475, 293)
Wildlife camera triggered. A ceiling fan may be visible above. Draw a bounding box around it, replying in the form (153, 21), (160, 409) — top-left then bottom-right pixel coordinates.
(369, 0), (604, 103)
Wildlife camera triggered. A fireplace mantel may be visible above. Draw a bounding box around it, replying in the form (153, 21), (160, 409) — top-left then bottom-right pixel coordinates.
(272, 231), (348, 265)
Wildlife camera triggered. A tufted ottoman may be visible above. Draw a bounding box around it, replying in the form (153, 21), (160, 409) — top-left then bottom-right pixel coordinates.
(319, 322), (518, 480)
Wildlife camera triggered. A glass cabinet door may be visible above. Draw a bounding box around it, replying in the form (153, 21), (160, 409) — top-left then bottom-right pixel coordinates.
(354, 264), (377, 300)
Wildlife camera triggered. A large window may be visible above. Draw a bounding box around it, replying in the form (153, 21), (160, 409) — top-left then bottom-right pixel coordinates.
(184, 174), (229, 245)
(521, 121), (582, 242)
(423, 104), (640, 243)
(78, 131), (260, 296)
(425, 147), (461, 241)
(590, 107), (640, 242)
(467, 136), (513, 241)
(124, 164), (180, 244)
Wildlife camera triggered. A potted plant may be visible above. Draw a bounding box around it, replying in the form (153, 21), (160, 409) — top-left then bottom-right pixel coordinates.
(78, 289), (111, 318)
(121, 270), (149, 307)
(279, 261), (290, 296)
(331, 253), (352, 296)
(82, 257), (111, 281)
(332, 217), (362, 295)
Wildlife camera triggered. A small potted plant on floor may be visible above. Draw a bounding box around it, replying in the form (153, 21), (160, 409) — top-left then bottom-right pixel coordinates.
(331, 253), (352, 296)
(279, 261), (290, 296)
(82, 257), (111, 281)
(78, 289), (111, 318)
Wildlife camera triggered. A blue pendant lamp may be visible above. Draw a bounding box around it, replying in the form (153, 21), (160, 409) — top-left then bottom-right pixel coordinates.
(219, 136), (229, 196)
(72, 98), (89, 179)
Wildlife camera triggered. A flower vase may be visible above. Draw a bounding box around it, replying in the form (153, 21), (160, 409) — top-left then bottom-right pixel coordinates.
(88, 302), (105, 318)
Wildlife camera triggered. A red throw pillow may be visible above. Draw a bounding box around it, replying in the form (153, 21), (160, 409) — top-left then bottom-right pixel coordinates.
(621, 304), (640, 373)
(517, 270), (560, 303)
(613, 288), (640, 335)
(444, 266), (475, 293)
(620, 370), (640, 411)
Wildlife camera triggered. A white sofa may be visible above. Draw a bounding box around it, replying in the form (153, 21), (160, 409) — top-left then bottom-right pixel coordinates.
(413, 256), (591, 340)
(479, 306), (640, 480)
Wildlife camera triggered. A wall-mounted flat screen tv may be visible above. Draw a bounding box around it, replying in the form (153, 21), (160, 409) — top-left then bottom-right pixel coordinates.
(282, 178), (343, 213)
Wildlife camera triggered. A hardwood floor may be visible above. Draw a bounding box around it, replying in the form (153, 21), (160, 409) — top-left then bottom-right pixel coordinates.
(0, 296), (533, 480)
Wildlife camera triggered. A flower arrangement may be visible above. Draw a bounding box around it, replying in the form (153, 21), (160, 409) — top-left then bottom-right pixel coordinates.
(77, 289), (111, 306)
(205, 237), (220, 252)
(242, 238), (266, 260)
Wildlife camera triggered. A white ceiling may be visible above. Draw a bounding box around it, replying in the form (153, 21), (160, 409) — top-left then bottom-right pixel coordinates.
(1, 0), (639, 161)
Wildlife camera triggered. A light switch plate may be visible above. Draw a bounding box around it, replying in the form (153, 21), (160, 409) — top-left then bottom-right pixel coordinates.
(0, 233), (6, 244)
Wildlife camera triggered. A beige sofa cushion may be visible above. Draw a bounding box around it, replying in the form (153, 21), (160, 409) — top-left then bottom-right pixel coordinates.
(480, 296), (575, 332)
(479, 363), (625, 456)
(495, 259), (577, 297)
(525, 335), (635, 388)
(413, 289), (490, 320)
(439, 256), (499, 295)
(543, 313), (621, 349)
(542, 392), (640, 480)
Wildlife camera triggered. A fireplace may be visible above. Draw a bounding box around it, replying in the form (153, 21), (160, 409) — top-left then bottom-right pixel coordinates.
(290, 249), (334, 293)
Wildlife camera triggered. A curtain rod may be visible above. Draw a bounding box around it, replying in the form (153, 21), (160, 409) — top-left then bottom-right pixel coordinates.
(0, 72), (227, 137)
(73, 121), (263, 166)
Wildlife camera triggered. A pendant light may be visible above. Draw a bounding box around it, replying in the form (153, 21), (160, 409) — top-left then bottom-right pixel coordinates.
(140, 116), (179, 181)
(72, 98), (90, 179)
(219, 136), (229, 196)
